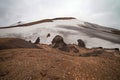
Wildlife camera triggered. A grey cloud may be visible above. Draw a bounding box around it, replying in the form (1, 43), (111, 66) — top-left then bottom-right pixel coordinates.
(0, 0), (120, 29)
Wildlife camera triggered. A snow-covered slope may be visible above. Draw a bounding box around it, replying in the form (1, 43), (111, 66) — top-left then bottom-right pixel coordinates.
(0, 17), (120, 48)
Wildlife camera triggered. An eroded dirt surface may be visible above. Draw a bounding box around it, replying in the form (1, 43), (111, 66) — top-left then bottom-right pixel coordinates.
(0, 45), (120, 80)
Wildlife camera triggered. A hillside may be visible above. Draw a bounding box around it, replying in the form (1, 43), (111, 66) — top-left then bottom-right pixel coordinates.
(0, 45), (120, 80)
(0, 17), (120, 49)
(0, 38), (38, 50)
(0, 17), (120, 79)
(0, 37), (120, 80)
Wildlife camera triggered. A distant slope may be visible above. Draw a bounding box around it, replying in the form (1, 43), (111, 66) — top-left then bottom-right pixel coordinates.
(0, 38), (38, 50)
(0, 17), (120, 48)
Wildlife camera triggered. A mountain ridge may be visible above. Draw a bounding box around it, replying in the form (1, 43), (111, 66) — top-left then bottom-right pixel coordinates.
(0, 17), (76, 29)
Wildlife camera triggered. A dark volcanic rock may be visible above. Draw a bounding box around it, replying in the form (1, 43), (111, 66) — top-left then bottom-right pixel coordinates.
(34, 37), (40, 44)
(77, 39), (86, 48)
(114, 48), (119, 51)
(47, 33), (51, 38)
(28, 40), (32, 43)
(51, 35), (69, 52)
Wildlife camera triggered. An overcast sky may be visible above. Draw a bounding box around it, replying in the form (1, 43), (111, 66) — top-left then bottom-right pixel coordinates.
(0, 0), (120, 29)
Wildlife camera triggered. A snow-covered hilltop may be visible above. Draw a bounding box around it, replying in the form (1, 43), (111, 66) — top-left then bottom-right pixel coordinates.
(0, 17), (120, 48)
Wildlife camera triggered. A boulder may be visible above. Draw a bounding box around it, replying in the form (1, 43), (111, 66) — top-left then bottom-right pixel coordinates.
(114, 48), (119, 52)
(77, 39), (86, 48)
(51, 35), (69, 52)
(28, 40), (32, 43)
(47, 33), (51, 38)
(34, 37), (40, 44)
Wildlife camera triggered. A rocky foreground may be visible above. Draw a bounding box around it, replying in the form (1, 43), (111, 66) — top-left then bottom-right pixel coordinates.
(0, 36), (120, 80)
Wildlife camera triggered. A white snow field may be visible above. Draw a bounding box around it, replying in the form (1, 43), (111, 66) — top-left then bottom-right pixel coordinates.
(0, 18), (120, 48)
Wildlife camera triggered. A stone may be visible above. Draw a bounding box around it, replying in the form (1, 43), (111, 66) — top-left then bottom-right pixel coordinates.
(34, 37), (40, 44)
(77, 39), (86, 48)
(51, 35), (69, 52)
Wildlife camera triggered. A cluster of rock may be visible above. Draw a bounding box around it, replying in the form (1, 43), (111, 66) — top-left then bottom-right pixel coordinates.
(33, 35), (86, 53)
(51, 35), (85, 52)
(32, 35), (119, 57)
(51, 35), (69, 52)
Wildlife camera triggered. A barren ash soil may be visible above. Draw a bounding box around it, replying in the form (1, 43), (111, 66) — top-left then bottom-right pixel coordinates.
(0, 38), (120, 80)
